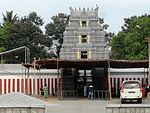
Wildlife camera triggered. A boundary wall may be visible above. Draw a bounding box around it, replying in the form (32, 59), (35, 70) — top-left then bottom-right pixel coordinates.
(0, 76), (58, 95)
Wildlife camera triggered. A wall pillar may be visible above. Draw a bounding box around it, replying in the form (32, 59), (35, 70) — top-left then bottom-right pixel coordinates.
(107, 61), (112, 100)
(147, 36), (150, 85)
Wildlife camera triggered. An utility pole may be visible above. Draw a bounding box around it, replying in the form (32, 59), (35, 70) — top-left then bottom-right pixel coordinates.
(33, 57), (37, 96)
(147, 36), (150, 85)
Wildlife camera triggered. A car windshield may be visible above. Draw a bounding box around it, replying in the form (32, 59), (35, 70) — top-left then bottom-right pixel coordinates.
(124, 81), (140, 89)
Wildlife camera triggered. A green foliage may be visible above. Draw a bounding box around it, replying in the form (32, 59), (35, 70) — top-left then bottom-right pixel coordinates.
(24, 12), (44, 26)
(2, 11), (18, 23)
(0, 10), (18, 53)
(0, 11), (52, 63)
(110, 32), (126, 59)
(6, 13), (52, 62)
(45, 13), (69, 57)
(0, 23), (11, 52)
(110, 14), (150, 60)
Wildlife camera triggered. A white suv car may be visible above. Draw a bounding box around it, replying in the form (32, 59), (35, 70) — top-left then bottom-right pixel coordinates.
(120, 80), (143, 104)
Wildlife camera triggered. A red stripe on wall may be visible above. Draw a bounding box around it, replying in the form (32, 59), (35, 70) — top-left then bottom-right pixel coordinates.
(25, 79), (28, 94)
(17, 79), (20, 92)
(113, 78), (116, 95)
(0, 79), (2, 94)
(21, 79), (24, 93)
(8, 79), (10, 93)
(51, 78), (54, 95)
(30, 79), (32, 94)
(48, 78), (50, 94)
(41, 79), (43, 87)
(4, 79), (6, 94)
(33, 79), (35, 95)
(55, 78), (57, 92)
(37, 79), (39, 95)
(13, 79), (15, 92)
(117, 78), (120, 96)
(44, 79), (46, 86)
(110, 78), (113, 95)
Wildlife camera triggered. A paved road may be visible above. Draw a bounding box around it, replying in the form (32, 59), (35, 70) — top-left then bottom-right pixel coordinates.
(45, 99), (108, 113)
(38, 97), (150, 113)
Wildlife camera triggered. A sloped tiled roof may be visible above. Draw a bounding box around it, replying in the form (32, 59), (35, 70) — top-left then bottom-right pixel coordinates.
(0, 92), (45, 108)
(0, 64), (57, 76)
(23, 59), (148, 69)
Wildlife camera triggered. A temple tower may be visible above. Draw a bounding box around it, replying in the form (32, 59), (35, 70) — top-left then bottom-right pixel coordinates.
(60, 6), (109, 60)
(59, 7), (109, 99)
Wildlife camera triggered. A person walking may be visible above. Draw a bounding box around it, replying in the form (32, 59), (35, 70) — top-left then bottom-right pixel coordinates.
(88, 84), (94, 100)
(44, 84), (48, 99)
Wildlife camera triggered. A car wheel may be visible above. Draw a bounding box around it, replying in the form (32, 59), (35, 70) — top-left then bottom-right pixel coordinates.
(137, 98), (142, 104)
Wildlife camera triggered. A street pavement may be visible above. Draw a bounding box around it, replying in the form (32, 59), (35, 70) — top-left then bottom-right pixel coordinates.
(36, 96), (150, 113)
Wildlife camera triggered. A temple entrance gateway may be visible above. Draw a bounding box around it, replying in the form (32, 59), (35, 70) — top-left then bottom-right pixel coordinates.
(59, 6), (110, 99)
(60, 68), (109, 99)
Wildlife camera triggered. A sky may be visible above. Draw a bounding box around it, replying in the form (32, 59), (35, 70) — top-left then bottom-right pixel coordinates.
(0, 0), (150, 34)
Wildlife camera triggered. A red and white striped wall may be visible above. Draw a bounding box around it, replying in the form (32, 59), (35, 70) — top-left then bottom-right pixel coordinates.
(0, 76), (58, 95)
(0, 75), (147, 96)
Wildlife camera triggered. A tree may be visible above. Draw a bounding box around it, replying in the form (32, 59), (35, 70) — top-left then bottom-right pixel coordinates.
(0, 10), (17, 53)
(3, 12), (52, 63)
(110, 14), (150, 60)
(110, 32), (127, 59)
(0, 23), (11, 52)
(2, 11), (18, 23)
(24, 12), (44, 26)
(45, 13), (69, 57)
